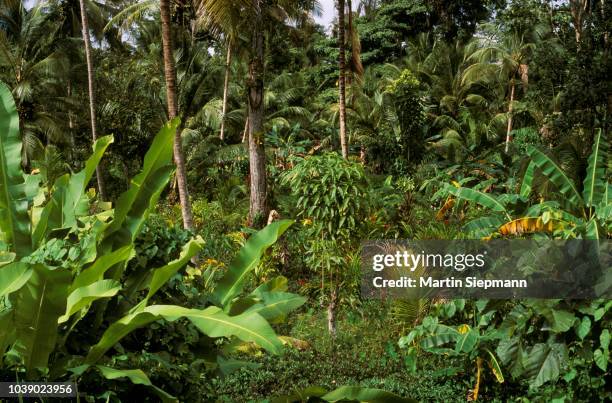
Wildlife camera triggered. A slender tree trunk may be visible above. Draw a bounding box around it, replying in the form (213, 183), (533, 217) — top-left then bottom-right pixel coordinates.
(327, 288), (337, 336)
(247, 0), (268, 227)
(504, 80), (516, 154)
(220, 41), (232, 140)
(79, 0), (107, 201)
(337, 0), (348, 158)
(160, 0), (194, 230)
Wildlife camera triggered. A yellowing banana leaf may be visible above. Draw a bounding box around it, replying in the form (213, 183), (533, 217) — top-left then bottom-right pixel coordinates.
(498, 217), (565, 236)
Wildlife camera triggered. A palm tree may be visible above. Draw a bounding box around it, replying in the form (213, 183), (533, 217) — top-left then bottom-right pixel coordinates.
(337, 0), (348, 158)
(160, 0), (194, 229)
(78, 0), (107, 200)
(463, 28), (535, 153)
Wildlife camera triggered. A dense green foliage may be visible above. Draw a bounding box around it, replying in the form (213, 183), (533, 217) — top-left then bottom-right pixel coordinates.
(0, 0), (610, 401)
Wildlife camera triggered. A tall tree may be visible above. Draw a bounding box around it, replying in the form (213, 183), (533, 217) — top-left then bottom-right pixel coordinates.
(160, 0), (194, 229)
(337, 0), (348, 158)
(219, 38), (232, 141)
(247, 0), (267, 226)
(79, 0), (107, 200)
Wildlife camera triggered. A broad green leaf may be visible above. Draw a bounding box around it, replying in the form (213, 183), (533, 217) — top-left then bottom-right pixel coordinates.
(131, 236), (203, 313)
(455, 328), (478, 353)
(12, 264), (71, 372)
(583, 130), (607, 209)
(102, 119), (178, 251)
(71, 245), (134, 291)
(93, 366), (176, 403)
(0, 81), (31, 256)
(594, 348), (608, 371)
(251, 276), (289, 297)
(520, 161), (535, 198)
(0, 262), (32, 297)
(58, 280), (121, 324)
(575, 316), (591, 340)
(527, 145), (583, 211)
(463, 216), (505, 237)
(32, 136), (113, 247)
(522, 343), (566, 387)
(214, 220), (293, 307)
(321, 386), (416, 402)
(0, 308), (15, 355)
(244, 291), (306, 322)
(446, 185), (508, 215)
(86, 305), (281, 364)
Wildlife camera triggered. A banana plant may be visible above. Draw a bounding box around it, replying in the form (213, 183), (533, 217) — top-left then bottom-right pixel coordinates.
(0, 82), (304, 400)
(398, 300), (504, 400)
(438, 130), (610, 239)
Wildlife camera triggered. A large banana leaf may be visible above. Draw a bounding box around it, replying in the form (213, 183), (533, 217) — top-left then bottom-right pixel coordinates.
(102, 119), (178, 251)
(58, 279), (121, 324)
(11, 264), (71, 372)
(445, 185), (509, 216)
(130, 236), (204, 312)
(0, 81), (31, 256)
(583, 130), (607, 210)
(271, 386), (416, 403)
(32, 135), (113, 247)
(321, 386), (416, 403)
(520, 161), (535, 198)
(213, 220), (293, 307)
(0, 261), (32, 297)
(70, 245), (134, 291)
(85, 305), (281, 364)
(527, 145), (583, 211)
(243, 291), (306, 322)
(70, 365), (177, 403)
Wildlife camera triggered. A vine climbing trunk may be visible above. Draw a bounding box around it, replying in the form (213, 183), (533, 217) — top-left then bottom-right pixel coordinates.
(79, 0), (107, 201)
(220, 41), (232, 141)
(504, 80), (516, 154)
(160, 0), (194, 230)
(247, 0), (268, 227)
(337, 0), (348, 159)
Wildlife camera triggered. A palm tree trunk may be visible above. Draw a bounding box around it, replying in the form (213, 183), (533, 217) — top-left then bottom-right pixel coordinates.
(337, 0), (348, 159)
(160, 0), (194, 230)
(504, 80), (516, 154)
(220, 41), (232, 141)
(79, 0), (107, 201)
(247, 0), (267, 227)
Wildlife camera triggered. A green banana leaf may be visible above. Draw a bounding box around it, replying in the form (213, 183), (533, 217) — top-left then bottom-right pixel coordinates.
(445, 185), (509, 215)
(11, 264), (71, 372)
(85, 305), (282, 364)
(102, 119), (178, 251)
(243, 291), (306, 322)
(32, 135), (113, 248)
(583, 130), (607, 210)
(527, 145), (583, 211)
(321, 386), (416, 402)
(58, 279), (121, 324)
(0, 81), (31, 256)
(130, 236), (204, 313)
(70, 245), (134, 291)
(214, 220), (293, 307)
(0, 261), (32, 297)
(70, 365), (177, 403)
(520, 161), (535, 198)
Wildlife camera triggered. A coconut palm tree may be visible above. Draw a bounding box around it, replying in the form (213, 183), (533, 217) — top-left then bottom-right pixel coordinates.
(337, 0), (348, 158)
(463, 27), (535, 153)
(78, 0), (108, 200)
(160, 0), (194, 229)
